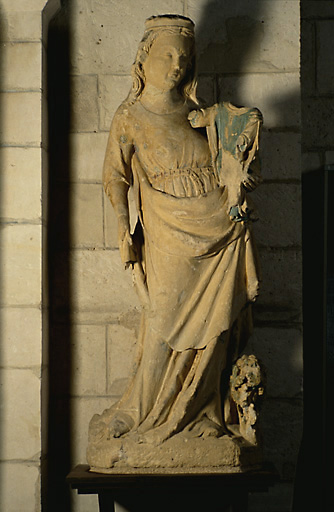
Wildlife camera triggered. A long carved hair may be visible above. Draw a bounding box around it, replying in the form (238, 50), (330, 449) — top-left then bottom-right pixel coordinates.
(125, 25), (199, 106)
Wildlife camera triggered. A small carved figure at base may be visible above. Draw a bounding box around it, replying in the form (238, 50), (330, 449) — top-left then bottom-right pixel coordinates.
(229, 354), (266, 446)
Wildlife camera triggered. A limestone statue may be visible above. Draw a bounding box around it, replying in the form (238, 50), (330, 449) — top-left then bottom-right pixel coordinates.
(87, 14), (264, 472)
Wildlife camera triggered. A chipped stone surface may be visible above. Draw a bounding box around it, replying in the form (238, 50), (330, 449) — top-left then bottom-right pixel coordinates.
(71, 396), (115, 461)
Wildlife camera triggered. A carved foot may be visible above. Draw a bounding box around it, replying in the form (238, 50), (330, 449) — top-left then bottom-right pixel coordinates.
(108, 412), (134, 438)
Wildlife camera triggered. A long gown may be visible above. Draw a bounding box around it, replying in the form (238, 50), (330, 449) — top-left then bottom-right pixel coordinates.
(90, 99), (261, 450)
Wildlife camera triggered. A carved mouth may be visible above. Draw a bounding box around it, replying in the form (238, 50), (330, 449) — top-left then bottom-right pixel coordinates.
(169, 73), (181, 81)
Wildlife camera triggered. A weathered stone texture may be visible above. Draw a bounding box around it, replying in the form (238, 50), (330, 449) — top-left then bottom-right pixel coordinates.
(0, 10), (42, 42)
(0, 0), (47, 10)
(196, 75), (215, 105)
(301, 151), (322, 173)
(317, 20), (334, 95)
(261, 132), (301, 181)
(69, 131), (108, 182)
(70, 74), (99, 132)
(104, 187), (138, 249)
(68, 249), (140, 319)
(98, 74), (132, 132)
(219, 72), (300, 129)
(0, 147), (42, 221)
(261, 398), (303, 480)
(70, 183), (104, 248)
(69, 0), (184, 75)
(104, 198), (118, 249)
(302, 97), (334, 149)
(246, 327), (303, 398)
(251, 183), (302, 247)
(302, 1), (334, 19)
(107, 324), (138, 396)
(0, 1), (293, 509)
(257, 248), (302, 313)
(0, 369), (41, 460)
(1, 308), (42, 367)
(188, 0), (299, 74)
(70, 398), (116, 474)
(0, 42), (42, 91)
(0, 224), (42, 306)
(70, 325), (107, 396)
(0, 462), (40, 512)
(0, 92), (41, 146)
(301, 19), (316, 97)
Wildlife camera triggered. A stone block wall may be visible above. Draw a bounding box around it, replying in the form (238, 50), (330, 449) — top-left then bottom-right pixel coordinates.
(0, 1), (59, 511)
(0, 1), (303, 511)
(47, 2), (301, 512)
(301, 1), (334, 167)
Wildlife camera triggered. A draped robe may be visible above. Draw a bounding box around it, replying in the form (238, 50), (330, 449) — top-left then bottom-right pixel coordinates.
(91, 100), (262, 446)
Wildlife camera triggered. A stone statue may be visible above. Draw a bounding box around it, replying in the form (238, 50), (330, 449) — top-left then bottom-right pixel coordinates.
(87, 14), (264, 472)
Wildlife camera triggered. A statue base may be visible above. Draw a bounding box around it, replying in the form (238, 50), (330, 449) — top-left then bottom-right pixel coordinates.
(87, 433), (262, 474)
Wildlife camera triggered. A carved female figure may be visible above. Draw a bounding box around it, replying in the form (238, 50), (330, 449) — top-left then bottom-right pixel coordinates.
(88, 14), (262, 470)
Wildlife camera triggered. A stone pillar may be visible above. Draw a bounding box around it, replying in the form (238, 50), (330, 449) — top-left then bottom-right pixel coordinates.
(0, 1), (59, 510)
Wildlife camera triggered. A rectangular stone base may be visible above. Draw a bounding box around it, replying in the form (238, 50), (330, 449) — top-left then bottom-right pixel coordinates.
(87, 434), (262, 473)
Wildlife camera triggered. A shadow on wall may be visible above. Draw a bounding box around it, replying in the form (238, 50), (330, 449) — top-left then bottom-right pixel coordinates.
(45, 1), (301, 511)
(46, 1), (72, 510)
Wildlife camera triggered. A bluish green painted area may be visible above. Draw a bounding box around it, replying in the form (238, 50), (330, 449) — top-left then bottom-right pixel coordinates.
(215, 102), (260, 172)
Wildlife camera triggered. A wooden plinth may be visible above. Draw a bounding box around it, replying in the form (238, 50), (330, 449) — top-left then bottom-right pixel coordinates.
(67, 462), (279, 512)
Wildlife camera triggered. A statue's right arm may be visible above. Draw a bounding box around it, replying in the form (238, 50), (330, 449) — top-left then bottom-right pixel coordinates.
(103, 107), (136, 267)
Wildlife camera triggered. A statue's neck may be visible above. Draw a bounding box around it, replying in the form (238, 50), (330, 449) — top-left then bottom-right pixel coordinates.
(140, 85), (185, 115)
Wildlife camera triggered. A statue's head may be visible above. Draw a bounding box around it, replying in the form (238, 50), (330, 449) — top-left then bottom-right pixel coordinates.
(127, 15), (198, 105)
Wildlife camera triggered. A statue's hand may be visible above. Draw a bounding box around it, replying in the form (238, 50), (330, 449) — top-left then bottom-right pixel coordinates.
(188, 109), (211, 128)
(242, 170), (263, 191)
(118, 216), (137, 269)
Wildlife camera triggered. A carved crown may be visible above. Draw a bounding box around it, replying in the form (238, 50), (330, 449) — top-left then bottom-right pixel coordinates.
(145, 15), (195, 32)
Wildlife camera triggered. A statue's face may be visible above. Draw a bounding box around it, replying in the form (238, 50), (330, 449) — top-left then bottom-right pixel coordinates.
(142, 33), (192, 92)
